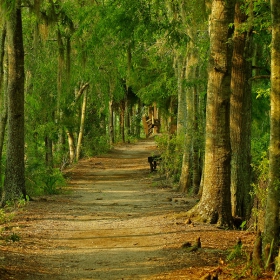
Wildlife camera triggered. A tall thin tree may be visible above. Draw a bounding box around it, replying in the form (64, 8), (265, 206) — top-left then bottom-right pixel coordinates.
(0, 20), (7, 178)
(230, 0), (253, 219)
(1, 0), (26, 205)
(263, 0), (280, 256)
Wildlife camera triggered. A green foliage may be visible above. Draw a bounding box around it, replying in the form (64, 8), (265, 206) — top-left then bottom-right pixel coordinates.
(7, 0), (271, 219)
(251, 82), (270, 166)
(0, 209), (13, 225)
(251, 132), (269, 166)
(83, 135), (110, 157)
(42, 168), (65, 195)
(17, 195), (29, 208)
(226, 243), (256, 279)
(251, 0), (271, 32)
(251, 153), (269, 205)
(26, 162), (66, 196)
(250, 153), (269, 230)
(8, 232), (20, 242)
(227, 242), (243, 262)
(155, 134), (183, 184)
(240, 221), (247, 230)
(4, 195), (29, 209)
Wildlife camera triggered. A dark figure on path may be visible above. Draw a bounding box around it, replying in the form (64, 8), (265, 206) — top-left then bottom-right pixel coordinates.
(148, 155), (161, 172)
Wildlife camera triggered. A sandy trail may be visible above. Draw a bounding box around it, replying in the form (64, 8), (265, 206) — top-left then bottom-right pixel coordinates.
(0, 139), (256, 280)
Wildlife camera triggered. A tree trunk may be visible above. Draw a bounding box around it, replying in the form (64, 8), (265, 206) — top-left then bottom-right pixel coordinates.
(125, 44), (132, 139)
(135, 99), (141, 138)
(1, 1), (26, 205)
(56, 29), (64, 153)
(179, 29), (198, 193)
(192, 73), (201, 194)
(120, 100), (125, 143)
(45, 136), (53, 168)
(197, 66), (207, 196)
(125, 99), (130, 137)
(76, 88), (88, 161)
(66, 130), (75, 164)
(167, 96), (177, 134)
(230, 1), (253, 219)
(176, 54), (187, 136)
(0, 21), (5, 94)
(263, 0), (280, 256)
(109, 99), (115, 145)
(188, 0), (235, 227)
(0, 22), (7, 180)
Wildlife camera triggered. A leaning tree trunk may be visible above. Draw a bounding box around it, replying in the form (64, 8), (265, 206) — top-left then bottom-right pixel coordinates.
(188, 0), (235, 227)
(1, 1), (26, 205)
(76, 88), (88, 161)
(263, 0), (280, 257)
(230, 1), (253, 219)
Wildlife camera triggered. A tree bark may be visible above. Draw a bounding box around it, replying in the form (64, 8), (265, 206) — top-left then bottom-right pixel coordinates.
(263, 0), (280, 256)
(56, 29), (64, 153)
(120, 99), (125, 143)
(76, 88), (88, 161)
(176, 54), (187, 136)
(179, 31), (198, 192)
(1, 1), (26, 205)
(109, 99), (115, 146)
(230, 0), (253, 219)
(66, 130), (75, 164)
(45, 136), (53, 168)
(188, 0), (235, 227)
(192, 72), (201, 194)
(135, 99), (141, 138)
(0, 22), (7, 181)
(0, 21), (6, 94)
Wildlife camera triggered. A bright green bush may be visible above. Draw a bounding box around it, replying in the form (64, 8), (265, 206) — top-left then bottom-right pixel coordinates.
(155, 133), (184, 183)
(26, 162), (66, 196)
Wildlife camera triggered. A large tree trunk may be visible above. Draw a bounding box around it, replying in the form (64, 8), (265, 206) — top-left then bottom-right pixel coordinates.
(0, 22), (7, 181)
(263, 0), (280, 256)
(1, 2), (26, 205)
(0, 21), (5, 93)
(188, 0), (235, 227)
(179, 33), (198, 192)
(230, 1), (253, 219)
(192, 72), (201, 194)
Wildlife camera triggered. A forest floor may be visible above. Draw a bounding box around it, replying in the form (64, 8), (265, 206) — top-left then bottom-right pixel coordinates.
(0, 138), (273, 279)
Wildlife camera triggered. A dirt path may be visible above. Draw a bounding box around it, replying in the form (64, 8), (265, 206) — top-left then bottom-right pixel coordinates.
(0, 139), (257, 279)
